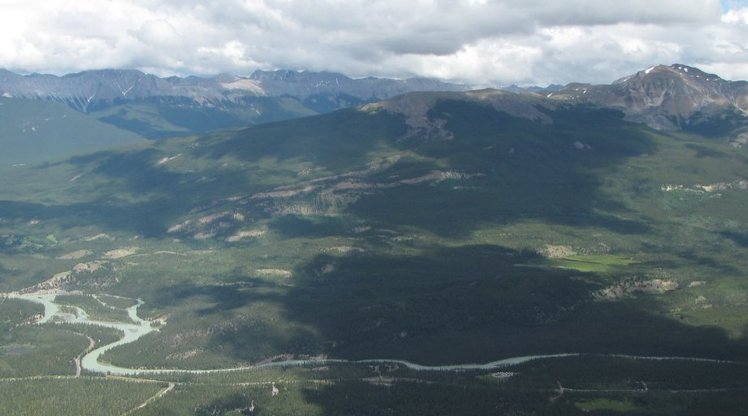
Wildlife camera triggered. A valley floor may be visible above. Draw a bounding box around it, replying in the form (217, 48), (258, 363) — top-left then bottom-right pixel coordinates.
(4, 288), (748, 415)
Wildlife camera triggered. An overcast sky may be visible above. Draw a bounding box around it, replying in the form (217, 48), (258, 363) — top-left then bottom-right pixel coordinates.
(0, 0), (747, 86)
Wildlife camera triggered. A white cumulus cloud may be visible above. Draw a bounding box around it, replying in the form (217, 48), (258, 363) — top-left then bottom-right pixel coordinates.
(0, 0), (746, 85)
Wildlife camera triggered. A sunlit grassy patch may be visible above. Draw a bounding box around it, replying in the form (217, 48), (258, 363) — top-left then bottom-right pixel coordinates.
(549, 255), (637, 273)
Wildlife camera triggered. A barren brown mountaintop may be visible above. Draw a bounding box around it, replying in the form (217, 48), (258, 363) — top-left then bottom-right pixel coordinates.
(552, 64), (748, 131)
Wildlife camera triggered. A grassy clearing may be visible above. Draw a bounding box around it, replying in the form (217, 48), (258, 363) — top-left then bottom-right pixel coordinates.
(548, 255), (638, 273)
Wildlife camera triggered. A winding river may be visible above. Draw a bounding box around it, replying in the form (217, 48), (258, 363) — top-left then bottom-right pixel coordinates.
(3, 291), (738, 376)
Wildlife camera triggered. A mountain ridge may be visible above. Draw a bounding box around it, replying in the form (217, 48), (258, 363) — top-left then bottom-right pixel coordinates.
(552, 63), (748, 131)
(3, 63), (747, 137)
(0, 68), (467, 139)
(0, 68), (467, 113)
(358, 63), (748, 136)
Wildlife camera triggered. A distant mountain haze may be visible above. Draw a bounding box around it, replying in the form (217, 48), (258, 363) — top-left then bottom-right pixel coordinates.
(0, 69), (466, 113)
(0, 69), (466, 141)
(0, 64), (746, 166)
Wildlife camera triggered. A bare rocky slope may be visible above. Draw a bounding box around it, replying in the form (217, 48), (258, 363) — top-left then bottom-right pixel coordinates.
(552, 64), (748, 132)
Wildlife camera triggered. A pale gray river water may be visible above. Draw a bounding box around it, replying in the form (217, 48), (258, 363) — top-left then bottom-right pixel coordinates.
(4, 291), (736, 376)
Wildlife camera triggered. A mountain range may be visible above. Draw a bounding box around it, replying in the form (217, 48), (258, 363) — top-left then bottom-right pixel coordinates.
(2, 63), (746, 166)
(0, 69), (465, 138)
(1, 63), (748, 415)
(2, 63), (746, 138)
(0, 68), (468, 111)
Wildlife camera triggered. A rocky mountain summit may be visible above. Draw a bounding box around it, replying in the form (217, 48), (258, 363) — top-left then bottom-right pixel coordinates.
(362, 64), (748, 141)
(552, 64), (748, 132)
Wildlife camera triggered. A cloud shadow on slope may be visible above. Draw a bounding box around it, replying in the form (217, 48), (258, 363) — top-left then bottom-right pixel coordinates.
(344, 100), (656, 237)
(146, 244), (748, 369)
